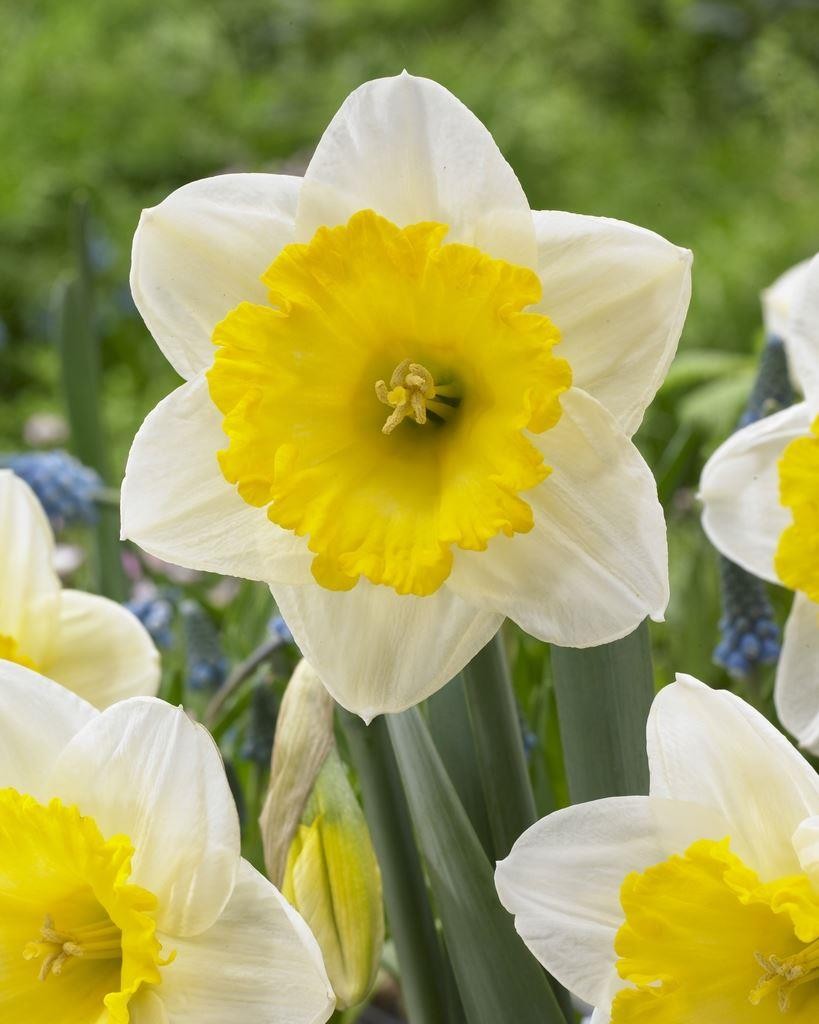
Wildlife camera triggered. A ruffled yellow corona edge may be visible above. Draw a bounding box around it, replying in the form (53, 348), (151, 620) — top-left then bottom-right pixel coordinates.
(208, 209), (571, 597)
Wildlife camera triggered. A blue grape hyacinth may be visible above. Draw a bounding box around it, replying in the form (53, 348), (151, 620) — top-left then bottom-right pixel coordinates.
(8, 450), (103, 529)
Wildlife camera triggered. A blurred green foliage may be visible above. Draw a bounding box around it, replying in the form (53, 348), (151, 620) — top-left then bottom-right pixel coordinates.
(2, 0), (818, 766)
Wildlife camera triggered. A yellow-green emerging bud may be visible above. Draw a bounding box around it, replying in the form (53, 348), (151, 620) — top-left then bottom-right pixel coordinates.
(261, 659), (384, 1010)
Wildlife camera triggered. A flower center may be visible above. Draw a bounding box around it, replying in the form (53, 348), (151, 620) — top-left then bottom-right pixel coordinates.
(24, 913), (123, 981)
(0, 633), (37, 670)
(374, 359), (460, 434)
(207, 209), (571, 597)
(612, 837), (819, 1022)
(0, 788), (167, 1023)
(751, 940), (819, 1012)
(775, 414), (819, 602)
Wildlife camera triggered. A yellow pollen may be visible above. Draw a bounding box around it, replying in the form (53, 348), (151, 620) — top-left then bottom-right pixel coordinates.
(751, 941), (819, 1013)
(374, 359), (458, 434)
(24, 913), (122, 982)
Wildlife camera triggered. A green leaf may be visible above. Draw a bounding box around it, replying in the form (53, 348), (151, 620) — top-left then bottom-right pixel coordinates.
(551, 619), (654, 803)
(387, 707), (568, 1024)
(426, 674), (493, 858)
(340, 712), (455, 1024)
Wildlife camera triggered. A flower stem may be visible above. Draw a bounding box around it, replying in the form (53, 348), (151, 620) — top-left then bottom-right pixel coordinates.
(551, 618), (654, 802)
(339, 711), (453, 1024)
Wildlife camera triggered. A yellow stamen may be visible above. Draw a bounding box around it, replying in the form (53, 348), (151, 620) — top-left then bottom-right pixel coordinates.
(751, 940), (819, 1012)
(375, 359), (456, 434)
(24, 913), (123, 981)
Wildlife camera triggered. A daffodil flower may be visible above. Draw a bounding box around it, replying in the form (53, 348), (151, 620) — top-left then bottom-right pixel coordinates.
(0, 469), (159, 708)
(0, 660), (335, 1023)
(496, 674), (819, 1022)
(700, 254), (819, 751)
(122, 72), (691, 718)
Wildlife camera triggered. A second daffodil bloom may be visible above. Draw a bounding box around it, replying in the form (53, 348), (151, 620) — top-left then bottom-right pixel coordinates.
(122, 72), (692, 718)
(700, 254), (819, 751)
(0, 469), (159, 708)
(0, 660), (335, 1023)
(496, 675), (819, 1023)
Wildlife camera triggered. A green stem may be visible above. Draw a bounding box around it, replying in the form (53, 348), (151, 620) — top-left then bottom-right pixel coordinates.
(340, 711), (452, 1024)
(461, 632), (536, 861)
(53, 197), (127, 600)
(551, 619), (654, 803)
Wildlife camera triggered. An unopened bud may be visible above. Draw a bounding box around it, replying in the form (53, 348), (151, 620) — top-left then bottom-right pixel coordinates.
(261, 659), (384, 1009)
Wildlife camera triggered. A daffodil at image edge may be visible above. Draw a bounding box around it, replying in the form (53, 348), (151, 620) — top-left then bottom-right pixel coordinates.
(0, 660), (335, 1024)
(0, 469), (160, 708)
(121, 71), (692, 719)
(495, 674), (819, 1023)
(699, 253), (819, 753)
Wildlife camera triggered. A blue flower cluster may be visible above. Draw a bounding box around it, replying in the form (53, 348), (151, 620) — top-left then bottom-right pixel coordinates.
(181, 599), (229, 692)
(737, 336), (793, 427)
(713, 556), (780, 679)
(125, 594), (175, 649)
(8, 451), (102, 529)
(712, 335), (790, 679)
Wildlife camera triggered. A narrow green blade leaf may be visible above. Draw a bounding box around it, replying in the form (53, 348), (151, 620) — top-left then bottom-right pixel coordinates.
(426, 674), (493, 858)
(461, 633), (536, 861)
(388, 707), (567, 1024)
(551, 619), (654, 802)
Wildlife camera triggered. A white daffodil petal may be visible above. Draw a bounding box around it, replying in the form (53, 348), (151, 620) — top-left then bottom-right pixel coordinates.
(158, 860), (335, 1024)
(448, 388), (668, 647)
(0, 470), (61, 663)
(49, 698), (240, 937)
(793, 816), (819, 893)
(40, 590), (160, 709)
(271, 579), (503, 720)
(0, 661), (96, 799)
(296, 72), (536, 267)
(495, 795), (729, 1006)
(787, 253), (819, 406)
(762, 257), (812, 345)
(647, 674), (819, 879)
(699, 401), (812, 583)
(121, 375), (312, 585)
(131, 173), (300, 380)
(533, 211), (691, 436)
(775, 592), (819, 754)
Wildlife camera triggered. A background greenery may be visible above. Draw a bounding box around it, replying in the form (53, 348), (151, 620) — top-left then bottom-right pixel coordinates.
(3, 0), (819, 883)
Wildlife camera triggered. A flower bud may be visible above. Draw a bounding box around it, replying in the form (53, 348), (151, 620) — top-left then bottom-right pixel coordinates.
(261, 659), (384, 1009)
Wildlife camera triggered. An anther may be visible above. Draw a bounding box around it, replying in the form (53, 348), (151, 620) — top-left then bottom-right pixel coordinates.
(375, 359), (459, 435)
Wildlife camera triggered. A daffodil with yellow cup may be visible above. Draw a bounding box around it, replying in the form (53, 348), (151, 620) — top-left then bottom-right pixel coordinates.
(496, 674), (819, 1023)
(122, 72), (692, 719)
(0, 469), (159, 708)
(700, 254), (819, 751)
(0, 659), (336, 1023)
